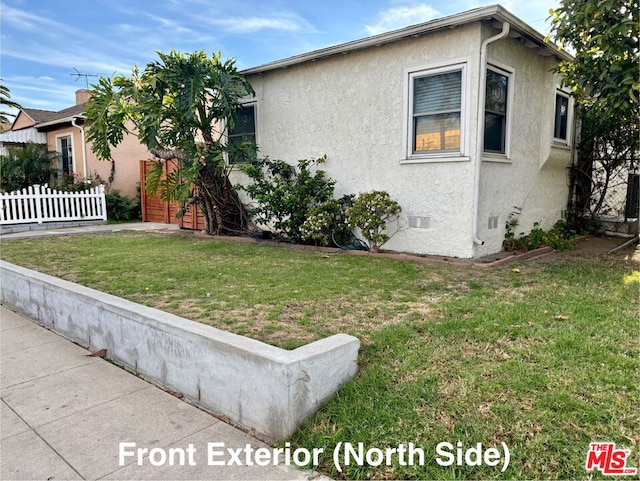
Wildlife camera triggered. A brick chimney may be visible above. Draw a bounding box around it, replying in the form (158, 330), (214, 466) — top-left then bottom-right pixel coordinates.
(75, 89), (91, 105)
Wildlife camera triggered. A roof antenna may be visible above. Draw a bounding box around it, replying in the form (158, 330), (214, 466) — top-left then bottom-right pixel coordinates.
(70, 68), (99, 89)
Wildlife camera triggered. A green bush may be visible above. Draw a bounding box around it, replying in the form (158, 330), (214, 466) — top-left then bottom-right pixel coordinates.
(543, 220), (576, 251)
(239, 156), (336, 242)
(105, 190), (141, 221)
(346, 191), (402, 252)
(503, 216), (576, 252)
(0, 143), (57, 192)
(520, 222), (547, 251)
(300, 195), (354, 247)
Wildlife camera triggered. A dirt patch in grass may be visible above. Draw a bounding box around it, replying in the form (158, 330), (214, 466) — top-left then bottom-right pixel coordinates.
(144, 296), (441, 348)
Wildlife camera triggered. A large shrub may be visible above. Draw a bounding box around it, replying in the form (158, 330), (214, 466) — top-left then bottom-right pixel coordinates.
(240, 156), (336, 242)
(0, 143), (56, 192)
(347, 191), (402, 252)
(105, 190), (141, 221)
(300, 195), (355, 247)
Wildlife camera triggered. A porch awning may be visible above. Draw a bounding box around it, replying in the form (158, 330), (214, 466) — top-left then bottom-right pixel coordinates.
(0, 128), (47, 144)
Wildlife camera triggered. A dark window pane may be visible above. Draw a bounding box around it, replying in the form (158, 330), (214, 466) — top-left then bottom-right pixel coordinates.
(484, 68), (508, 154)
(484, 112), (505, 153)
(228, 105), (256, 164)
(231, 106), (255, 135)
(554, 94), (569, 140)
(228, 134), (256, 164)
(485, 69), (508, 114)
(60, 137), (73, 175)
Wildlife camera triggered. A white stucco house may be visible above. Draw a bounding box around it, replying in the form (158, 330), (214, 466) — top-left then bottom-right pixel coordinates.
(233, 4), (575, 259)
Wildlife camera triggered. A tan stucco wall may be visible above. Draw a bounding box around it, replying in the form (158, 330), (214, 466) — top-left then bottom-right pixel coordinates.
(46, 125), (83, 179)
(45, 122), (147, 199)
(12, 112), (36, 131)
(84, 122), (150, 199)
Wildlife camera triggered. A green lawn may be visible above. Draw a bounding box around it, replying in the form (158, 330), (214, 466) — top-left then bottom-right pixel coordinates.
(1, 232), (638, 480)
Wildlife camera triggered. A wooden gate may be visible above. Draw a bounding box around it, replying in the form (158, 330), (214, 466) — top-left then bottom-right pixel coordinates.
(139, 160), (206, 230)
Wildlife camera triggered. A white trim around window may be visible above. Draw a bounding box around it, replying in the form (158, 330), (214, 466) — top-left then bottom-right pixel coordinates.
(401, 60), (470, 164)
(55, 132), (75, 176)
(482, 61), (514, 163)
(552, 88), (573, 146)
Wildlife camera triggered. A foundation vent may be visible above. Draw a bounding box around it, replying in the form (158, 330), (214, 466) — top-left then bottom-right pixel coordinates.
(409, 216), (430, 229)
(488, 216), (499, 229)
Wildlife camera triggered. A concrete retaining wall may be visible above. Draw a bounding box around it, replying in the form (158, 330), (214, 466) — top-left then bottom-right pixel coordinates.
(0, 261), (360, 440)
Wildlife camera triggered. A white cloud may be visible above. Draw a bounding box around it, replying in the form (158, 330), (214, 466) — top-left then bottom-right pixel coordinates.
(365, 3), (441, 36)
(3, 76), (80, 110)
(200, 12), (312, 34)
(215, 16), (302, 33)
(138, 12), (205, 36)
(0, 2), (63, 31)
(2, 42), (133, 75)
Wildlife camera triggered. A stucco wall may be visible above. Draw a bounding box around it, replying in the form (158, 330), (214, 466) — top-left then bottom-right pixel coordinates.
(46, 125), (83, 179)
(12, 111), (36, 130)
(473, 26), (572, 257)
(44, 122), (147, 199)
(85, 121), (149, 199)
(244, 21), (570, 258)
(245, 23), (482, 259)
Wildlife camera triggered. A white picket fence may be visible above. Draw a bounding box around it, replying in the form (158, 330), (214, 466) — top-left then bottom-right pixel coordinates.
(0, 184), (107, 225)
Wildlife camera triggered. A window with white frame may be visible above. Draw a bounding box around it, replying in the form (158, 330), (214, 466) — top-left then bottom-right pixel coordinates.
(57, 135), (74, 177)
(407, 64), (466, 158)
(554, 91), (570, 142)
(228, 103), (256, 164)
(483, 66), (510, 155)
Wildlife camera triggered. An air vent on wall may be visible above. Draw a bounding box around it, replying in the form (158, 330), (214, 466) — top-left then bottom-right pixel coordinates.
(409, 216), (430, 229)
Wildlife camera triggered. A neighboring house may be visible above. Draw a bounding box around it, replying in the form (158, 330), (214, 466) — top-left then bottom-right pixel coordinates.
(0, 90), (146, 198)
(0, 109), (48, 156)
(234, 4), (576, 258)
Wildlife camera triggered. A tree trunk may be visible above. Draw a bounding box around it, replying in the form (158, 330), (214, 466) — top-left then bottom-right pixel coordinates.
(196, 167), (251, 236)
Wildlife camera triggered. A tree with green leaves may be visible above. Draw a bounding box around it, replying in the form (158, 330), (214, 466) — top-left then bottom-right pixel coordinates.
(85, 50), (255, 235)
(1, 82), (21, 125)
(550, 1), (639, 224)
(549, 0), (638, 119)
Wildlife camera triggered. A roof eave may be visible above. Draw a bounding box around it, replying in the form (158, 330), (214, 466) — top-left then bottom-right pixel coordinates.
(35, 114), (86, 130)
(241, 4), (572, 76)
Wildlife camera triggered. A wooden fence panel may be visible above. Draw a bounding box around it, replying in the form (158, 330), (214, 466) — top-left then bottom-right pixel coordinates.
(140, 160), (205, 230)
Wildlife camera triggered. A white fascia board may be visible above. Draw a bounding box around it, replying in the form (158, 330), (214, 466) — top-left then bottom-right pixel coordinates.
(241, 5), (572, 76)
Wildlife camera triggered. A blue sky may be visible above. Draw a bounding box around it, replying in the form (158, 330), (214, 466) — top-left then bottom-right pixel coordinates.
(1, 0), (559, 114)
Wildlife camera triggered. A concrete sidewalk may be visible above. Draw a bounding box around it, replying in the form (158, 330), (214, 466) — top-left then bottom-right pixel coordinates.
(0, 306), (315, 480)
(0, 222), (182, 241)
